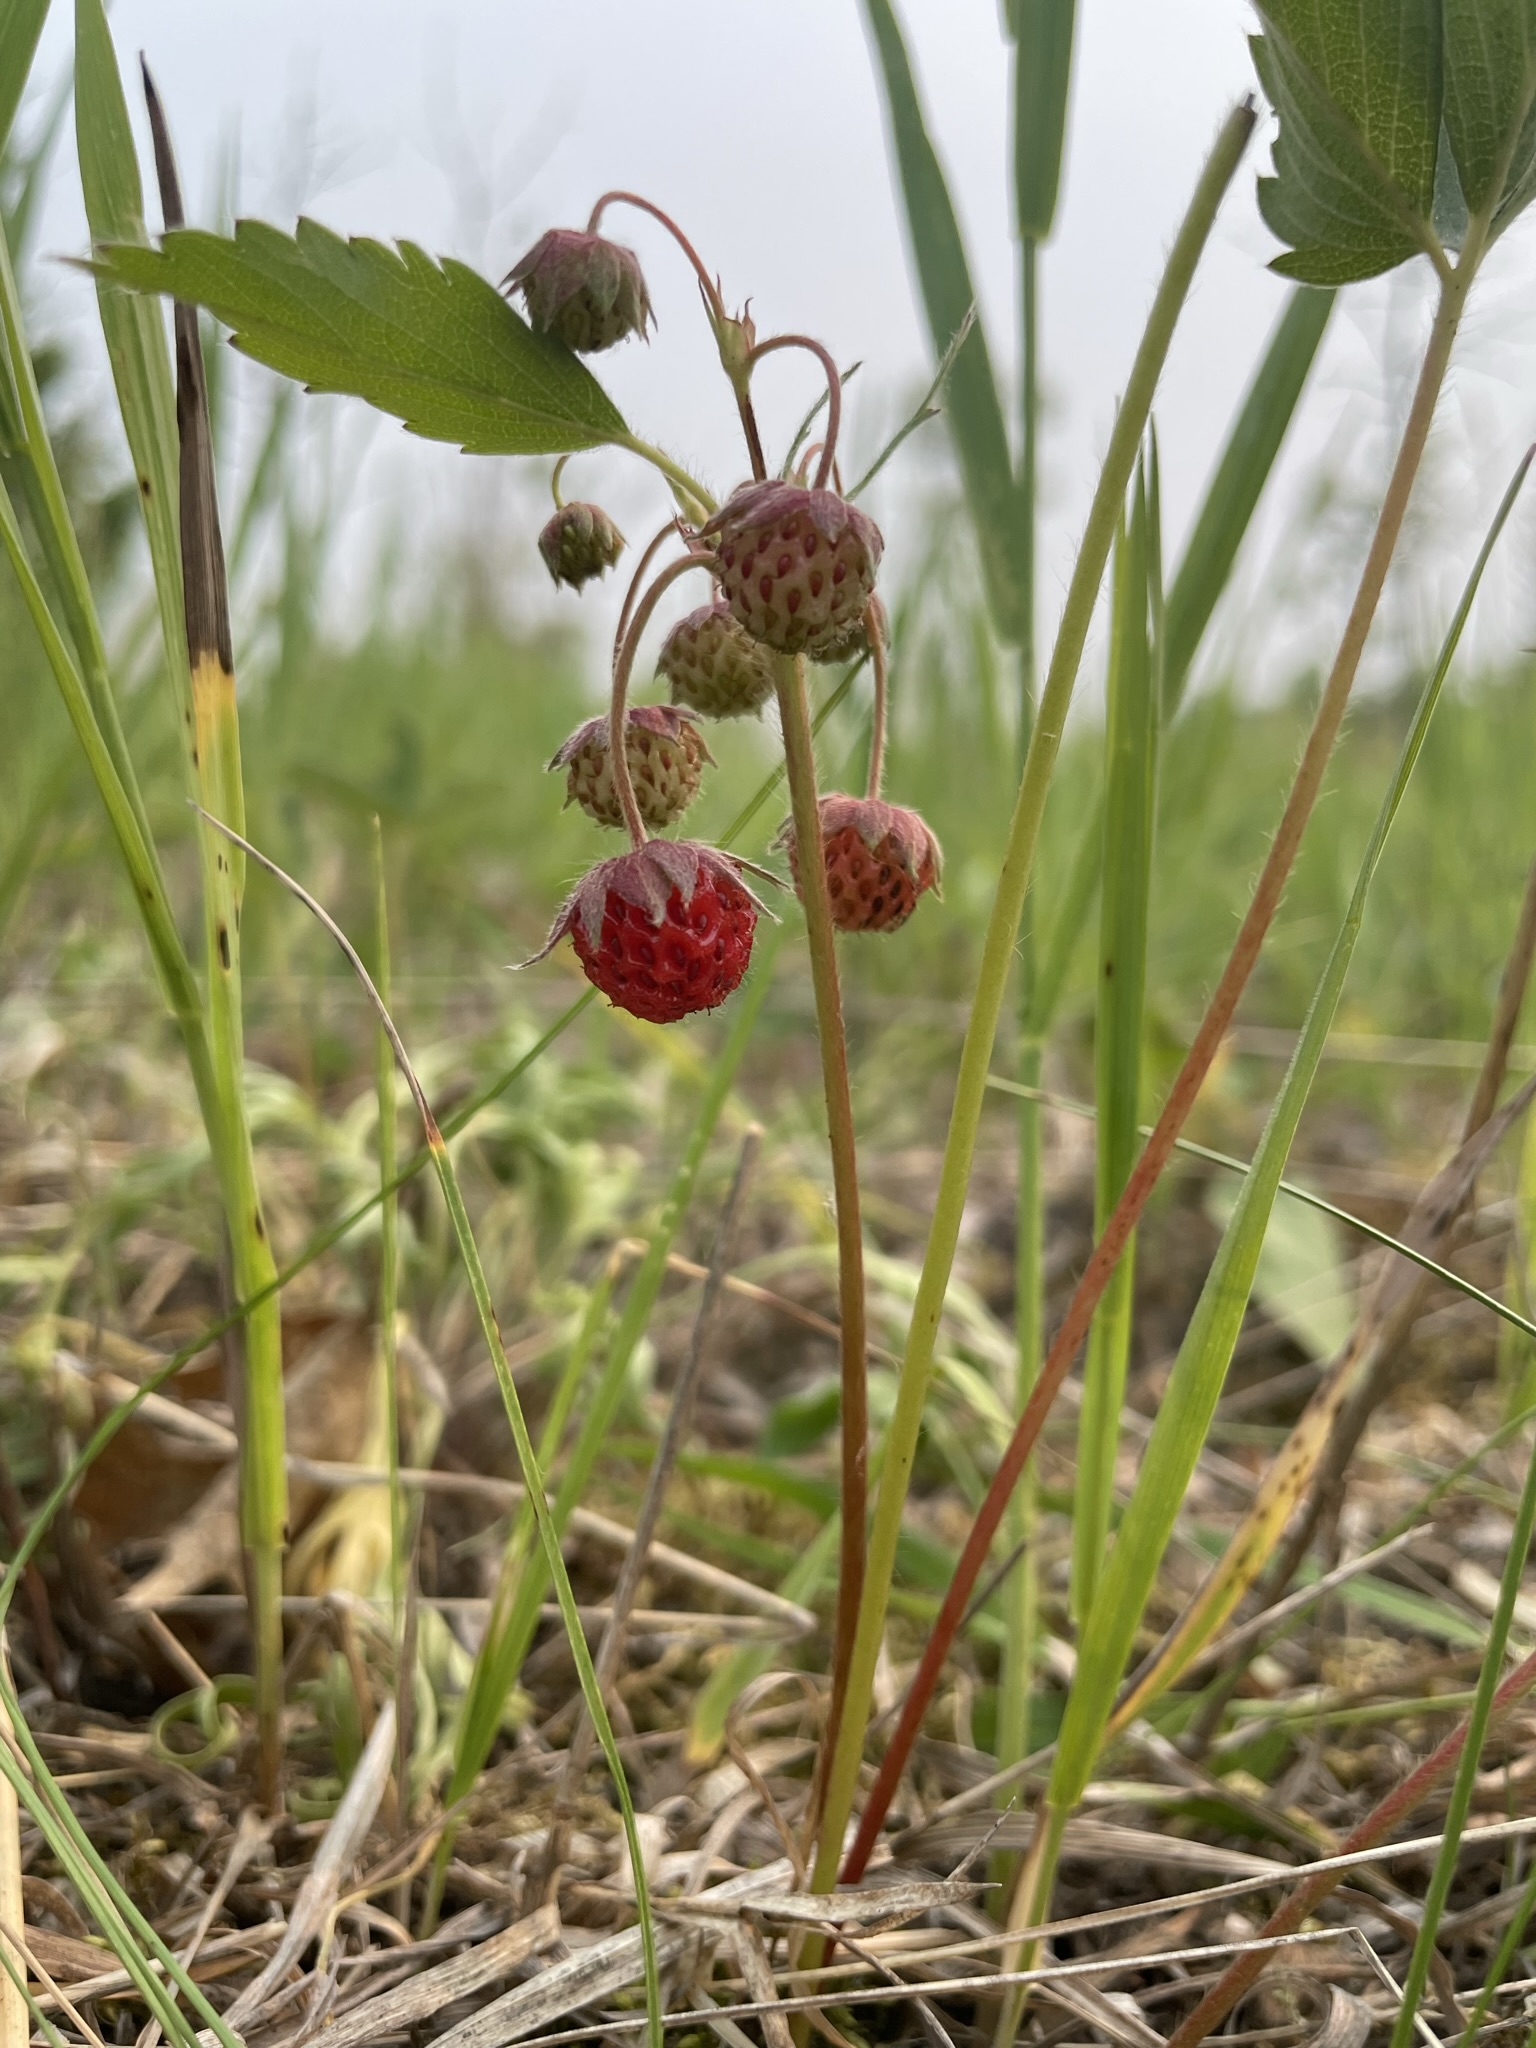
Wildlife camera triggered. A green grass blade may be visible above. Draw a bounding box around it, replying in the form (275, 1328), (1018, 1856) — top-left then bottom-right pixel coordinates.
(373, 818), (404, 1635)
(74, 1), (188, 750)
(859, 0), (1026, 643)
(1048, 443), (1534, 1822)
(0, 0), (48, 156)
(1164, 285), (1334, 710)
(1390, 1421), (1536, 2048)
(1073, 455), (1159, 1622)
(0, 1689), (241, 2048)
(1011, 0), (1076, 242)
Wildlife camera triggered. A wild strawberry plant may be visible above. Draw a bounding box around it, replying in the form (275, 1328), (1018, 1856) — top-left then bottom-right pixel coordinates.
(3, 3), (1536, 2044)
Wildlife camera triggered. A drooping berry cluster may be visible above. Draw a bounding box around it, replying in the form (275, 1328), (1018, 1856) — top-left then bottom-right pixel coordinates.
(510, 207), (940, 1020)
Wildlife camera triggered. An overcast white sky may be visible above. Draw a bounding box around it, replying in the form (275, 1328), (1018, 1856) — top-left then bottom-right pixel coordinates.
(22, 0), (1536, 696)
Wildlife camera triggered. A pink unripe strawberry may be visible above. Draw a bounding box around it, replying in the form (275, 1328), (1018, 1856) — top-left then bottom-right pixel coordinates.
(549, 705), (711, 831)
(523, 841), (761, 1024)
(704, 481), (883, 660)
(780, 795), (941, 934)
(658, 601), (777, 719)
(538, 501), (625, 589)
(505, 229), (653, 353)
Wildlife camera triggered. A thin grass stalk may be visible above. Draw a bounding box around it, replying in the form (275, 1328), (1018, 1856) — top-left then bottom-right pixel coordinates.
(1386, 1451), (1536, 2044)
(420, 1253), (620, 1929)
(813, 98), (1255, 1892)
(0, 1649), (22, 2048)
(0, 218), (156, 862)
(0, 1709), (239, 2048)
(434, 939), (777, 1880)
(1454, 1851), (1536, 2048)
(1164, 1640), (1536, 2048)
(561, 1125), (762, 1804)
(774, 651), (869, 1793)
(372, 818), (404, 1637)
(836, 225), (1475, 1889)
(197, 815), (666, 2048)
(1072, 462), (1158, 1623)
(1001, 227), (1042, 1787)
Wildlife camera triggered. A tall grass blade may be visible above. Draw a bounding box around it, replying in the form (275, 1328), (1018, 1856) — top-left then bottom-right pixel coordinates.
(1073, 453), (1160, 1622)
(1011, 0), (1076, 242)
(858, 0), (1026, 643)
(372, 819), (404, 1635)
(1048, 444), (1534, 1828)
(0, 0), (48, 165)
(1164, 286), (1334, 710)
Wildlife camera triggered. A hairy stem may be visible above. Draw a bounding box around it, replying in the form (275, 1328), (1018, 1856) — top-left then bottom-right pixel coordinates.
(812, 98), (1256, 1893)
(774, 653), (868, 1805)
(865, 607), (889, 801)
(609, 553), (712, 847)
(749, 335), (844, 488)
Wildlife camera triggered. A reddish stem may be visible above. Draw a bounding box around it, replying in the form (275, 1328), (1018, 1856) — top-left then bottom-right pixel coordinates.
(750, 336), (843, 489)
(608, 552), (712, 849)
(613, 519), (684, 668)
(1164, 1643), (1536, 2048)
(587, 191), (768, 480)
(838, 261), (1469, 1888)
(587, 189), (724, 318)
(865, 606), (888, 803)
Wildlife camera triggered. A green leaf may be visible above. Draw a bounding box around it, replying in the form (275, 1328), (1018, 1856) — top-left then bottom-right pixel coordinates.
(95, 219), (628, 456)
(0, 0), (49, 157)
(1011, 0), (1076, 243)
(859, 0), (1027, 644)
(1443, 0), (1536, 230)
(1252, 0), (1443, 283)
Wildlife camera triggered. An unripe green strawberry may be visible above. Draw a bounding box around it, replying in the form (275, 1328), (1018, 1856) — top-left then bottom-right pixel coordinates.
(520, 840), (763, 1025)
(779, 794), (941, 933)
(505, 229), (653, 352)
(704, 481), (883, 660)
(550, 705), (712, 830)
(538, 502), (625, 589)
(658, 601), (777, 719)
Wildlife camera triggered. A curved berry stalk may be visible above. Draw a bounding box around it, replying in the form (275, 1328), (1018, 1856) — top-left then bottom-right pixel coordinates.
(589, 188), (770, 482)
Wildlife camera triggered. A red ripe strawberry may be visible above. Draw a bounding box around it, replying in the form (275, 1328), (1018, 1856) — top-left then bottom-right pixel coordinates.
(505, 229), (653, 352)
(780, 795), (941, 934)
(523, 841), (762, 1024)
(549, 706), (712, 830)
(704, 481), (883, 660)
(657, 601), (777, 719)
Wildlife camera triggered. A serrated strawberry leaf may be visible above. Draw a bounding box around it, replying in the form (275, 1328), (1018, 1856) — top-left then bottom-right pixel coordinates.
(1442, 0), (1536, 236)
(1251, 0), (1444, 284)
(94, 218), (628, 456)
